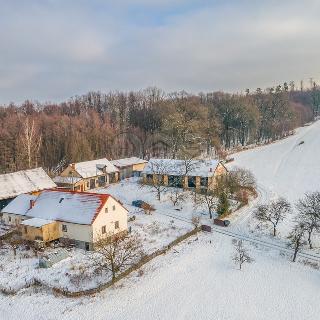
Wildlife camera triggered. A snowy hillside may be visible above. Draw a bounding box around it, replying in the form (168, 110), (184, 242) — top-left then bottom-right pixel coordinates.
(231, 120), (320, 203)
(1, 121), (320, 320)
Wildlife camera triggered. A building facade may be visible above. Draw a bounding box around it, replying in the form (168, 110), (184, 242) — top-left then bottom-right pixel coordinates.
(53, 158), (119, 191)
(111, 157), (148, 180)
(142, 159), (227, 191)
(1, 189), (128, 250)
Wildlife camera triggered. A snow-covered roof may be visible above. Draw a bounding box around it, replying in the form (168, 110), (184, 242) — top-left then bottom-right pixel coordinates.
(0, 168), (56, 200)
(21, 218), (54, 228)
(72, 158), (119, 178)
(142, 159), (221, 178)
(111, 157), (147, 168)
(1, 194), (37, 215)
(27, 190), (109, 225)
(53, 176), (82, 184)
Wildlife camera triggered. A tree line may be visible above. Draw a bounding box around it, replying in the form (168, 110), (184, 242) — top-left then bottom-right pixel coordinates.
(0, 84), (320, 174)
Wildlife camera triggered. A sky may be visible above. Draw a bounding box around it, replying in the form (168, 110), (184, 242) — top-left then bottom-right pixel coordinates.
(0, 0), (319, 104)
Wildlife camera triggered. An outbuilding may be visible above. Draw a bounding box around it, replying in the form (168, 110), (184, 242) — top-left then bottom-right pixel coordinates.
(142, 159), (227, 191)
(111, 157), (148, 180)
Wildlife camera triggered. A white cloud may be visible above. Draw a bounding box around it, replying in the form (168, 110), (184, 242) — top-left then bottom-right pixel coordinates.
(0, 0), (319, 103)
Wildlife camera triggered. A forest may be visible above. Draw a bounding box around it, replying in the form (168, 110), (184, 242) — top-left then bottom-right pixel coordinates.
(0, 83), (320, 175)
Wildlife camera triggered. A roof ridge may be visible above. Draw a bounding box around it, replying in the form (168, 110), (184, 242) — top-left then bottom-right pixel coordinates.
(44, 189), (110, 198)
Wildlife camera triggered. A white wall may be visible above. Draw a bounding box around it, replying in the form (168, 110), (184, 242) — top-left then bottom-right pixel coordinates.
(92, 197), (128, 242)
(59, 221), (93, 243)
(1, 212), (29, 226)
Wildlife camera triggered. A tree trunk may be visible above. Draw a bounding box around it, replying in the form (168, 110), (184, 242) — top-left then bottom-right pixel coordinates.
(308, 231), (313, 249)
(292, 245), (299, 262)
(273, 225), (276, 237)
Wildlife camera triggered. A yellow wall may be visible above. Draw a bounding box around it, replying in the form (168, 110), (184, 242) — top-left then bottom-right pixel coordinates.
(60, 165), (82, 178)
(132, 162), (147, 171)
(20, 221), (60, 242)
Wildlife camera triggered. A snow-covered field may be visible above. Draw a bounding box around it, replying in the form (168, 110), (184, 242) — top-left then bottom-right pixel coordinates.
(1, 120), (320, 320)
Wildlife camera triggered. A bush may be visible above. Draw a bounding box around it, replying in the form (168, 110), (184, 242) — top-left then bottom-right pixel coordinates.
(217, 192), (230, 216)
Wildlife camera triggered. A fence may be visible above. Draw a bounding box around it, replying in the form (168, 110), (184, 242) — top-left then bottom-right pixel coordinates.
(51, 227), (201, 297)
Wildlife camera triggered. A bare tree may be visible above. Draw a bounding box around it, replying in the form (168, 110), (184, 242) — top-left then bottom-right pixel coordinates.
(191, 215), (201, 229)
(169, 188), (186, 207)
(143, 160), (170, 201)
(193, 189), (217, 219)
(296, 192), (320, 249)
(5, 238), (23, 258)
(94, 232), (144, 281)
(254, 198), (291, 236)
(232, 239), (254, 270)
(19, 118), (42, 169)
(231, 167), (256, 191)
(287, 223), (307, 262)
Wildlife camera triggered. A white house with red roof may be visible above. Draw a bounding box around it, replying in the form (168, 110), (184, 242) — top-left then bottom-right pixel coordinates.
(1, 189), (128, 250)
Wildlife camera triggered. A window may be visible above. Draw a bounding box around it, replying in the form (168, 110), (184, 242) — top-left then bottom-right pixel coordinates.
(112, 205), (116, 211)
(115, 221), (119, 229)
(200, 177), (208, 188)
(35, 236), (43, 241)
(8, 216), (11, 222)
(62, 224), (68, 232)
(24, 226), (28, 234)
(105, 207), (108, 213)
(102, 225), (106, 234)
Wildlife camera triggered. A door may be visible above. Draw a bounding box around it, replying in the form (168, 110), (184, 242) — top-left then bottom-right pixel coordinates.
(90, 179), (95, 189)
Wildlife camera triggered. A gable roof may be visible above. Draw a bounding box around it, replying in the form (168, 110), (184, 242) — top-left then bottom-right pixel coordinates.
(1, 194), (37, 216)
(0, 168), (56, 201)
(72, 158), (119, 179)
(142, 159), (221, 178)
(27, 190), (109, 225)
(111, 157), (147, 168)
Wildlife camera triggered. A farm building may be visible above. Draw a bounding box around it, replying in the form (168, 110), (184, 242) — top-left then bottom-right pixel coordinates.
(1, 189), (128, 250)
(142, 159), (227, 191)
(53, 158), (119, 191)
(0, 168), (56, 210)
(111, 157), (148, 179)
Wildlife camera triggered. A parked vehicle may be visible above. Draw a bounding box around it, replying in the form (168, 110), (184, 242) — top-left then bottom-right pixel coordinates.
(201, 225), (212, 232)
(213, 219), (230, 227)
(131, 200), (144, 208)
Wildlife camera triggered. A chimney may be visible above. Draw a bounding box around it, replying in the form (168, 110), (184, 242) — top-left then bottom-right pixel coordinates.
(29, 200), (35, 209)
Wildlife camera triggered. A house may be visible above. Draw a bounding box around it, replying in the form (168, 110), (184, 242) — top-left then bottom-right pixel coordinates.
(111, 157), (148, 180)
(0, 168), (56, 210)
(1, 189), (128, 250)
(53, 158), (119, 191)
(142, 159), (227, 191)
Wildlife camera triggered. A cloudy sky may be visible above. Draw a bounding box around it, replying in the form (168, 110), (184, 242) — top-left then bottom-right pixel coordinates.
(0, 0), (319, 103)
